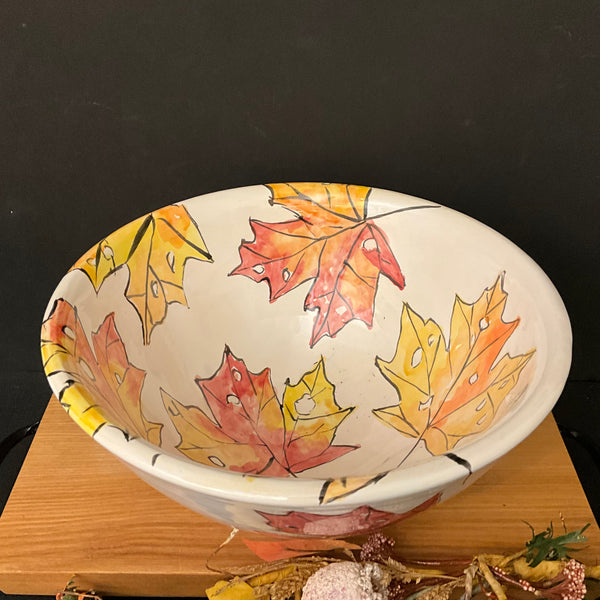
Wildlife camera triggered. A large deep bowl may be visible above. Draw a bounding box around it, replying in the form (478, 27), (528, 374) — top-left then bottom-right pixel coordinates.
(41, 183), (571, 538)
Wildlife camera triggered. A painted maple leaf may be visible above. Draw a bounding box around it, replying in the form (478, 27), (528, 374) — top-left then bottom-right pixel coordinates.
(318, 472), (388, 504)
(230, 182), (423, 346)
(258, 494), (440, 537)
(73, 204), (212, 344)
(373, 275), (535, 456)
(161, 348), (357, 476)
(41, 299), (162, 444)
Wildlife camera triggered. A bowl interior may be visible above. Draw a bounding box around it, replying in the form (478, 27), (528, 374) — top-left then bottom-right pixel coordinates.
(42, 183), (569, 482)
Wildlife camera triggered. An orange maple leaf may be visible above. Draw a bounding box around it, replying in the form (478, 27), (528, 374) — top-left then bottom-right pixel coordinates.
(241, 537), (361, 561)
(230, 183), (413, 346)
(373, 276), (535, 456)
(73, 204), (212, 344)
(41, 299), (162, 444)
(161, 348), (357, 476)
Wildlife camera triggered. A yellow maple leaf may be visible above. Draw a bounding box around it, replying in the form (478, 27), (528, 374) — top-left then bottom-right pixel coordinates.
(282, 357), (356, 472)
(318, 472), (388, 504)
(73, 204), (212, 344)
(373, 275), (535, 455)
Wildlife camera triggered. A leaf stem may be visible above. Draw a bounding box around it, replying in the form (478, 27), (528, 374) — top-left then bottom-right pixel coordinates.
(395, 436), (425, 469)
(366, 204), (440, 222)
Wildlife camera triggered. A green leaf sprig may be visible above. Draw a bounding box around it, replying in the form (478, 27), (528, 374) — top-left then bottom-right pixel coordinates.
(525, 522), (589, 567)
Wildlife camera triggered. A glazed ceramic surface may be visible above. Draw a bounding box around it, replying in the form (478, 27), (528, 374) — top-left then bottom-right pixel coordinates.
(41, 183), (571, 537)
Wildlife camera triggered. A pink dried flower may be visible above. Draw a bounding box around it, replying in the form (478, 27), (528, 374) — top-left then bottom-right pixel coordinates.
(386, 579), (405, 600)
(360, 532), (396, 562)
(534, 560), (586, 600)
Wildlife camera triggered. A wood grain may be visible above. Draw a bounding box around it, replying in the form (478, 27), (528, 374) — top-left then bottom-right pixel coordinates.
(0, 398), (598, 596)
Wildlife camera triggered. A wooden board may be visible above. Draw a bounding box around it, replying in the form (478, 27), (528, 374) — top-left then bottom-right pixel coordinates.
(0, 398), (598, 596)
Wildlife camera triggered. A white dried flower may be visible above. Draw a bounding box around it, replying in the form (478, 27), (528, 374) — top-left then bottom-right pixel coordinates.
(302, 561), (389, 600)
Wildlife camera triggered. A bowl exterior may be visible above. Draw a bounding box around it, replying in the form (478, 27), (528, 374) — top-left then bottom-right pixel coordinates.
(129, 462), (486, 537)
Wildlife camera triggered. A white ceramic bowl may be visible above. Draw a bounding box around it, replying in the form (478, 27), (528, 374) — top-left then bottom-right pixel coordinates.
(41, 183), (571, 537)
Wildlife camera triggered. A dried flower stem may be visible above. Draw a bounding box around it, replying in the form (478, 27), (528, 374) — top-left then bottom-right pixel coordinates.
(478, 556), (507, 600)
(205, 527), (240, 574)
(489, 565), (536, 593)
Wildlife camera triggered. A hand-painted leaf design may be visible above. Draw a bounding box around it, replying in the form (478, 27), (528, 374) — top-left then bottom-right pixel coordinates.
(162, 349), (357, 476)
(162, 347), (285, 475)
(373, 275), (535, 455)
(73, 204), (212, 344)
(41, 299), (162, 444)
(230, 183), (408, 346)
(282, 357), (356, 472)
(318, 472), (388, 504)
(257, 494), (440, 537)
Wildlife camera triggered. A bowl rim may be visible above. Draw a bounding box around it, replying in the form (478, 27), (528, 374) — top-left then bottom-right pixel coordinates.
(41, 183), (572, 509)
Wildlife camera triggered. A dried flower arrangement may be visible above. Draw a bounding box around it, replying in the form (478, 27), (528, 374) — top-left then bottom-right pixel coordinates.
(203, 523), (598, 600)
(54, 522), (598, 600)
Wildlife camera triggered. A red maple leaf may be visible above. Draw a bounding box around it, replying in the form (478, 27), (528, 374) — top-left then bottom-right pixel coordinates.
(41, 299), (162, 444)
(230, 183), (408, 346)
(257, 494), (440, 537)
(162, 348), (357, 476)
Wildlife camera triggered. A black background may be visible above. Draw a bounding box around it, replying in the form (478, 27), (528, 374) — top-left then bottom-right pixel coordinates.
(1, 1), (599, 597)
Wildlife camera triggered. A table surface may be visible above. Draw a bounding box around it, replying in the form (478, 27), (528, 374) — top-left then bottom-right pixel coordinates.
(0, 398), (598, 597)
